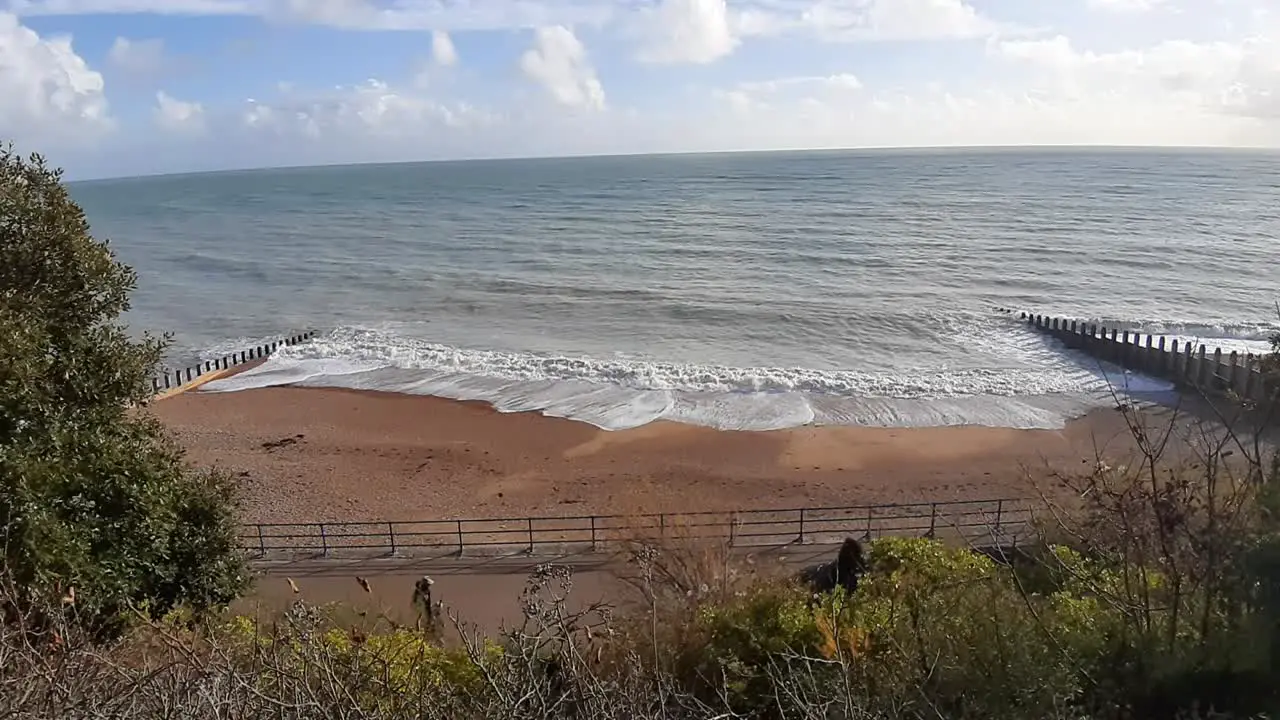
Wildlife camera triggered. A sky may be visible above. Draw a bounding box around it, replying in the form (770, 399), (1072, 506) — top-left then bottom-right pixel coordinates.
(3, 0), (1280, 179)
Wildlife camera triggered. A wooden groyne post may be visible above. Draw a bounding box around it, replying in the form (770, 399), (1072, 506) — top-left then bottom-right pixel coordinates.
(150, 330), (319, 399)
(994, 308), (1275, 404)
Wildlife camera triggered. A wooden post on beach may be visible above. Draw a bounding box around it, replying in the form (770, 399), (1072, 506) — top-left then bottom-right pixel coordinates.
(456, 520), (464, 555)
(728, 512), (738, 547)
(1244, 357), (1259, 401)
(1209, 348), (1223, 388)
(1157, 337), (1167, 375)
(864, 507), (873, 541)
(319, 523), (328, 556)
(1121, 331), (1131, 366)
(388, 522), (397, 556)
(527, 517), (535, 554)
(590, 516), (598, 551)
(927, 503), (938, 539)
(797, 508), (806, 544)
(995, 499), (1005, 536)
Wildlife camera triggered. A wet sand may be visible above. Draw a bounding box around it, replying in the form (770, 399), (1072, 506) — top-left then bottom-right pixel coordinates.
(150, 386), (1159, 525)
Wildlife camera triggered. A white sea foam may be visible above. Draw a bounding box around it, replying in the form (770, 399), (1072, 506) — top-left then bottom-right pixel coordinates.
(203, 355), (383, 392)
(198, 326), (1183, 431)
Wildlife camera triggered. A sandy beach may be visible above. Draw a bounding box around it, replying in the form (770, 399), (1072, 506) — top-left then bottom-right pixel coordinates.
(149, 385), (1163, 525)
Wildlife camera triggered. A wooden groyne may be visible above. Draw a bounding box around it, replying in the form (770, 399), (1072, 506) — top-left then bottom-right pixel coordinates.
(997, 308), (1276, 404)
(151, 330), (318, 399)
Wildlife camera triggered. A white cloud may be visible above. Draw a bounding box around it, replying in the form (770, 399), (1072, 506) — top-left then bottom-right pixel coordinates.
(994, 34), (1280, 119)
(737, 73), (863, 94)
(431, 29), (458, 66)
(0, 12), (109, 148)
(519, 25), (605, 110)
(1086, 0), (1169, 12)
(822, 0), (996, 41)
(738, 0), (1000, 43)
(704, 81), (1269, 151)
(238, 79), (494, 140)
(107, 36), (165, 74)
(636, 0), (738, 64)
(154, 90), (204, 132)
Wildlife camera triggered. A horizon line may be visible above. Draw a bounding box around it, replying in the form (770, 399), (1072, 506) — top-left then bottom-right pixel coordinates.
(69, 142), (1280, 184)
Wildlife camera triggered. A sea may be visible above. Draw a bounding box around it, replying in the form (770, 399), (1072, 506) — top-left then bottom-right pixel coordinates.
(69, 148), (1280, 432)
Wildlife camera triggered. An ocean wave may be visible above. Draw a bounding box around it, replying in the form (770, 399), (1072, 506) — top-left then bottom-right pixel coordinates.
(262, 326), (1111, 398)
(199, 326), (1177, 432)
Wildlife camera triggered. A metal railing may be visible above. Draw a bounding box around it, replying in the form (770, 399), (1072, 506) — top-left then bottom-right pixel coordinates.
(151, 330), (317, 395)
(240, 498), (1032, 558)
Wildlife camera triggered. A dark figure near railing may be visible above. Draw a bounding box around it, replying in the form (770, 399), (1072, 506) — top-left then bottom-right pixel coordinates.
(412, 575), (436, 630)
(799, 537), (868, 596)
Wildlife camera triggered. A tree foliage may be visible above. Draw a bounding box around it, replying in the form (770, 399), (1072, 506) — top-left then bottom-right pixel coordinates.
(0, 146), (246, 635)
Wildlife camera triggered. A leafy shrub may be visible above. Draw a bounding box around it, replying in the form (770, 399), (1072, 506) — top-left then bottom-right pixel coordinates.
(0, 146), (246, 636)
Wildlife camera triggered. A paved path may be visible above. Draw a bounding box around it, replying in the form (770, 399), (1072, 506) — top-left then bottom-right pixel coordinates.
(237, 543), (840, 633)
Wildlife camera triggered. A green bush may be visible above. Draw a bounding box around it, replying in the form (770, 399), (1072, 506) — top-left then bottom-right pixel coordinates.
(0, 146), (246, 636)
(691, 582), (826, 711)
(844, 537), (1088, 720)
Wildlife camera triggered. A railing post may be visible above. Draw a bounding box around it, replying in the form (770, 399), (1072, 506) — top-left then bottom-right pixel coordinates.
(257, 525), (265, 556)
(927, 503), (937, 538)
(797, 508), (806, 544)
(388, 522), (397, 556)
(456, 520), (464, 555)
(527, 517), (535, 554)
(590, 515), (598, 551)
(319, 523), (328, 556)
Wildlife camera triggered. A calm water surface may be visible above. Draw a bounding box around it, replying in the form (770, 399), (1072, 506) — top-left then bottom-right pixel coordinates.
(71, 149), (1280, 430)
